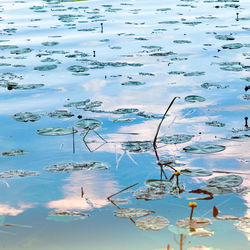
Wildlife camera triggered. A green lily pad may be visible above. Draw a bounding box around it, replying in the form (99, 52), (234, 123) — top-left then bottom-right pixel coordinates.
(14, 84), (45, 90)
(13, 112), (41, 122)
(10, 48), (32, 54)
(122, 141), (152, 153)
(2, 150), (28, 156)
(64, 99), (91, 108)
(37, 127), (77, 136)
(121, 81), (145, 86)
(133, 186), (170, 201)
(114, 208), (154, 218)
(47, 110), (74, 118)
(42, 42), (59, 46)
(159, 134), (194, 144)
(199, 186), (233, 195)
(215, 35), (234, 40)
(74, 118), (102, 130)
(135, 216), (169, 231)
(111, 108), (139, 114)
(181, 168), (213, 177)
(49, 211), (89, 217)
(222, 43), (243, 49)
(176, 217), (212, 229)
(185, 95), (206, 103)
(34, 65), (57, 71)
(183, 144), (226, 154)
(44, 161), (108, 172)
(183, 72), (205, 77)
(189, 228), (214, 237)
(145, 179), (173, 189)
(205, 121), (225, 127)
(173, 40), (191, 44)
(67, 65), (88, 73)
(206, 175), (243, 188)
(201, 82), (229, 89)
(0, 170), (40, 178)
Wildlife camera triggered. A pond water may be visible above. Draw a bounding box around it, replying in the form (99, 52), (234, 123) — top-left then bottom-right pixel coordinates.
(0, 0), (250, 249)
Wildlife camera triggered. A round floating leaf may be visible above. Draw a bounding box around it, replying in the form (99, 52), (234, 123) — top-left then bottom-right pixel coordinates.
(47, 110), (74, 118)
(49, 211), (89, 217)
(215, 215), (238, 221)
(42, 42), (59, 46)
(222, 43), (243, 49)
(34, 65), (57, 71)
(0, 170), (40, 178)
(168, 225), (190, 235)
(181, 168), (213, 177)
(2, 150), (28, 156)
(10, 48), (32, 54)
(67, 65), (88, 73)
(74, 118), (102, 130)
(114, 208), (154, 218)
(122, 141), (152, 153)
(112, 108), (139, 114)
(135, 215), (169, 231)
(133, 186), (170, 201)
(37, 127), (77, 136)
(205, 121), (225, 127)
(13, 112), (41, 122)
(206, 175), (243, 188)
(185, 95), (206, 103)
(121, 81), (145, 86)
(176, 217), (212, 229)
(14, 84), (44, 90)
(44, 161), (108, 172)
(183, 144), (225, 154)
(159, 134), (194, 145)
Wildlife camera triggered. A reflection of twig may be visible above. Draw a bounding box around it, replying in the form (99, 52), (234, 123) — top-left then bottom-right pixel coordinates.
(82, 129), (107, 152)
(153, 97), (180, 179)
(72, 127), (75, 154)
(126, 150), (138, 166)
(107, 183), (138, 200)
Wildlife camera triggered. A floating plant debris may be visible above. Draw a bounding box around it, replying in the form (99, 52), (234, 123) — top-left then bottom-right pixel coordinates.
(34, 65), (57, 71)
(44, 161), (108, 172)
(184, 95), (206, 103)
(183, 72), (205, 77)
(37, 127), (77, 136)
(47, 110), (74, 118)
(114, 208), (154, 218)
(158, 134), (194, 144)
(49, 211), (89, 217)
(201, 83), (229, 89)
(205, 121), (225, 127)
(135, 216), (169, 231)
(111, 108), (139, 114)
(10, 48), (32, 54)
(183, 144), (226, 154)
(206, 175), (243, 188)
(176, 217), (212, 229)
(74, 118), (102, 130)
(2, 150), (28, 156)
(67, 65), (88, 73)
(121, 81), (145, 86)
(222, 43), (243, 49)
(181, 168), (213, 177)
(13, 112), (41, 122)
(0, 170), (40, 178)
(122, 141), (152, 153)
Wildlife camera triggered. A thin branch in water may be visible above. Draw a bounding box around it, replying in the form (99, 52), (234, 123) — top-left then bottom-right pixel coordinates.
(107, 183), (138, 200)
(81, 186), (84, 198)
(116, 151), (125, 169)
(72, 127), (75, 154)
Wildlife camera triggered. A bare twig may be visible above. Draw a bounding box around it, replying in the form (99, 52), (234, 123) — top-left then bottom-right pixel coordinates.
(72, 127), (75, 154)
(107, 183), (138, 200)
(81, 186), (84, 198)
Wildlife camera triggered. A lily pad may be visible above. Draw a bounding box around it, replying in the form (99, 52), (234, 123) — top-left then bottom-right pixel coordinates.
(49, 211), (89, 217)
(114, 208), (154, 218)
(222, 43), (243, 49)
(159, 134), (194, 144)
(199, 186), (233, 195)
(74, 118), (102, 130)
(67, 65), (88, 73)
(121, 81), (145, 86)
(206, 175), (243, 188)
(10, 48), (32, 54)
(181, 168), (213, 177)
(135, 216), (169, 231)
(201, 82), (229, 89)
(44, 161), (108, 172)
(47, 110), (74, 118)
(183, 144), (226, 154)
(0, 170), (40, 178)
(122, 141), (152, 153)
(189, 228), (214, 237)
(111, 108), (139, 114)
(205, 121), (225, 127)
(176, 217), (212, 229)
(2, 150), (28, 156)
(13, 112), (41, 122)
(185, 95), (206, 103)
(145, 179), (173, 189)
(37, 127), (77, 136)
(183, 72), (205, 77)
(133, 186), (170, 201)
(34, 65), (57, 71)
(64, 99), (91, 108)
